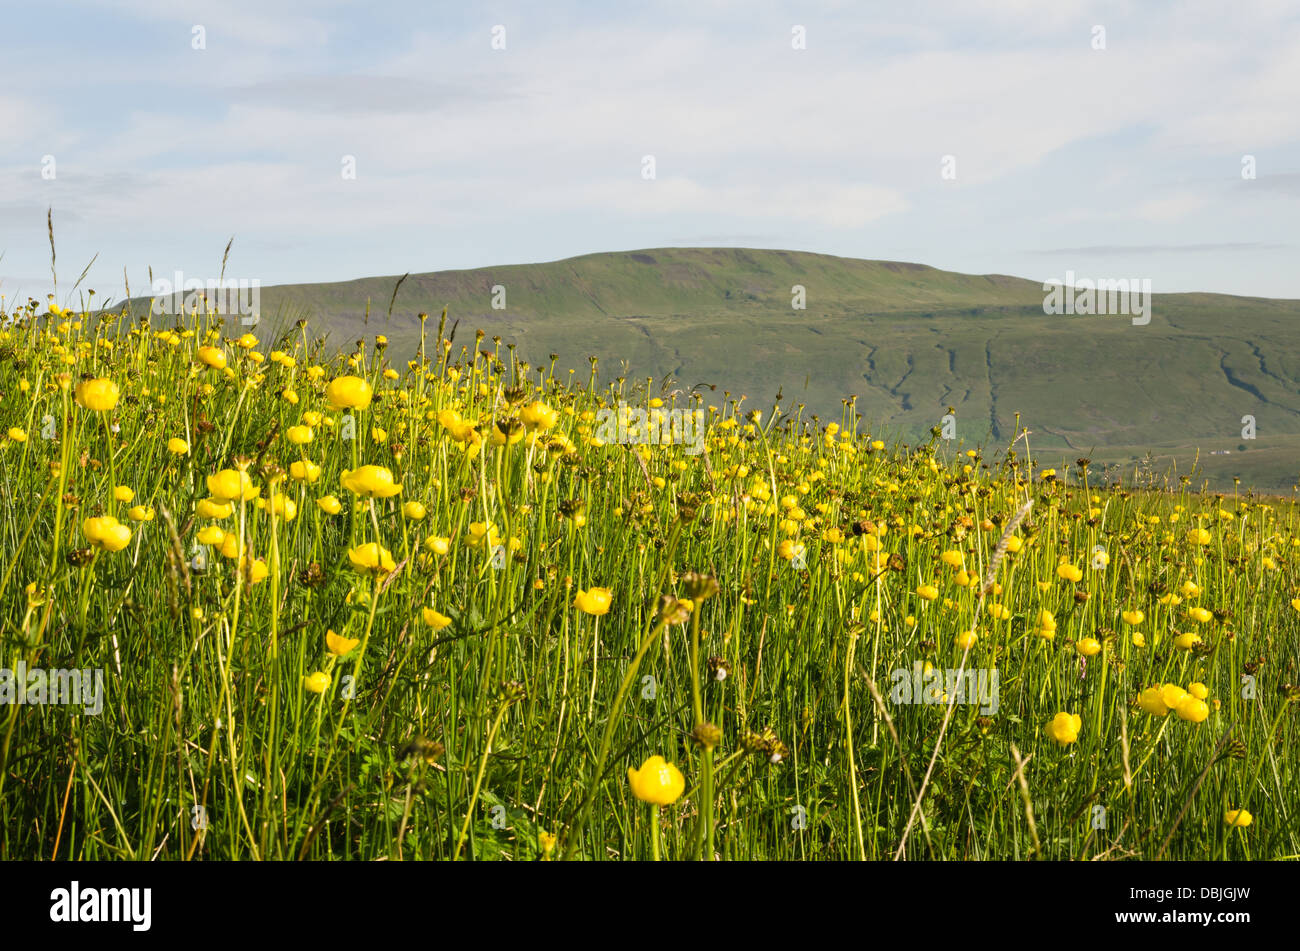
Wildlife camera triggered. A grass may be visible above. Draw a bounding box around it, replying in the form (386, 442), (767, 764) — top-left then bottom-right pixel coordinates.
(0, 297), (1297, 861)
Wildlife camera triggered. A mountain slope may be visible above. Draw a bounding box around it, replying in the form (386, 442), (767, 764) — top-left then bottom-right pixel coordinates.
(139, 248), (1300, 491)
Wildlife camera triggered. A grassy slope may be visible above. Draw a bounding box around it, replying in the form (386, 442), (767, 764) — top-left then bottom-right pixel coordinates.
(140, 248), (1300, 491)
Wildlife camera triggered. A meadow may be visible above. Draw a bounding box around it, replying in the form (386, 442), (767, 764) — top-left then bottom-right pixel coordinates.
(0, 299), (1296, 861)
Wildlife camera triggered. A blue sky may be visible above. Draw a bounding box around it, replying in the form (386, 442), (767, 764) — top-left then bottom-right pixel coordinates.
(2, 0), (1298, 310)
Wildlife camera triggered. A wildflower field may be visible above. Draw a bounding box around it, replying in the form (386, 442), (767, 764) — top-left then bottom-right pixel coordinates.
(1, 302), (1296, 862)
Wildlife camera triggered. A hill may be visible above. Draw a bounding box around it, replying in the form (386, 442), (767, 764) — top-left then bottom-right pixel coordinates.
(132, 248), (1300, 492)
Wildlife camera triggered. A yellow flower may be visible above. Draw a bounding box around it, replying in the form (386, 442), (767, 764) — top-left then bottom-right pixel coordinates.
(776, 538), (806, 562)
(1174, 631), (1202, 650)
(197, 525), (225, 546)
(290, 459), (322, 483)
(285, 424), (313, 445)
(1076, 637), (1102, 657)
(1224, 809), (1252, 828)
(7, 427), (27, 442)
(1175, 696), (1209, 722)
(167, 437), (190, 454)
(940, 549), (964, 568)
(1057, 563), (1083, 582)
(954, 630), (977, 650)
(317, 494), (342, 514)
(403, 501), (427, 521)
(1186, 606), (1212, 624)
(341, 465), (402, 498)
(197, 345), (227, 369)
(574, 587), (613, 616)
(75, 377), (120, 411)
(348, 542), (396, 575)
(1188, 682), (1209, 700)
(1121, 609), (1144, 625)
(1045, 712), (1081, 745)
(196, 497), (233, 519)
(206, 469), (259, 502)
(424, 535), (450, 556)
(241, 557), (269, 584)
(520, 401), (559, 431)
(325, 375), (373, 410)
(1139, 686), (1169, 716)
(303, 672), (331, 694)
(113, 485), (134, 503)
(83, 515), (132, 552)
(916, 584), (939, 601)
(1131, 632), (1145, 648)
(422, 608), (452, 630)
(126, 505), (155, 522)
(1187, 527), (1212, 545)
(1160, 684), (1189, 709)
(626, 755), (685, 805)
(1034, 609), (1057, 639)
(325, 630), (360, 655)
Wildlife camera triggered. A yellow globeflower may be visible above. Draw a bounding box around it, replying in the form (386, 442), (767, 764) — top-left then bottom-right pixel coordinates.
(1045, 712), (1081, 745)
(325, 375), (373, 410)
(1076, 637), (1102, 657)
(316, 494), (342, 514)
(167, 437), (190, 454)
(289, 459), (322, 483)
(520, 401), (559, 431)
(8, 427), (27, 442)
(403, 501), (427, 521)
(1175, 696), (1209, 722)
(1138, 686), (1169, 716)
(1186, 607), (1213, 624)
(285, 425), (314, 445)
(196, 497), (233, 519)
(574, 587), (613, 616)
(627, 755), (685, 805)
(1121, 609), (1144, 625)
(348, 542), (396, 575)
(197, 345), (227, 369)
(1188, 682), (1209, 700)
(422, 608), (452, 630)
(325, 630), (360, 655)
(206, 469), (259, 502)
(197, 525), (225, 546)
(1224, 809), (1253, 828)
(113, 485), (135, 503)
(1057, 563), (1083, 582)
(303, 672), (331, 694)
(777, 538), (806, 562)
(75, 378), (120, 411)
(1187, 527), (1212, 545)
(1034, 609), (1057, 639)
(83, 515), (132, 552)
(1160, 684), (1190, 710)
(940, 549), (964, 568)
(916, 584), (939, 601)
(424, 535), (450, 556)
(341, 465), (402, 498)
(127, 505), (155, 522)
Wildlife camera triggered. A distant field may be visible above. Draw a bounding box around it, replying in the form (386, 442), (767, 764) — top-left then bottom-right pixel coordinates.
(124, 247), (1300, 492)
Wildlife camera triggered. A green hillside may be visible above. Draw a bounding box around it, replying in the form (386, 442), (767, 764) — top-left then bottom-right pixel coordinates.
(136, 248), (1300, 492)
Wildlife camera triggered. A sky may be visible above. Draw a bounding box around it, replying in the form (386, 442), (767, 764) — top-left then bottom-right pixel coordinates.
(2, 0), (1298, 310)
